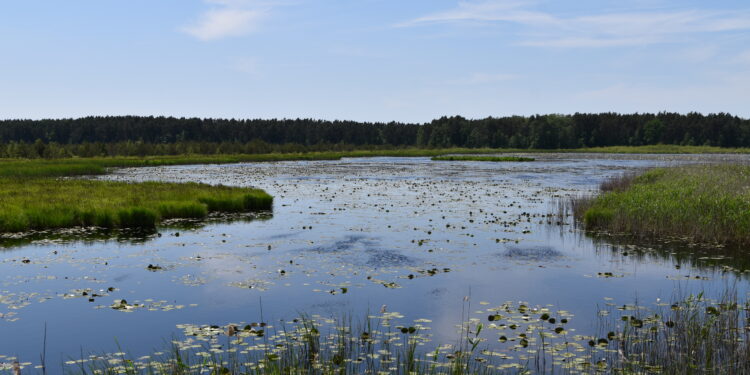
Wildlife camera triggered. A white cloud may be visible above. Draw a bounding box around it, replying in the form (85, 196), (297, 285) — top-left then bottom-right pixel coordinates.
(182, 8), (264, 41)
(402, 1), (750, 48)
(182, 0), (284, 41)
(448, 73), (518, 85)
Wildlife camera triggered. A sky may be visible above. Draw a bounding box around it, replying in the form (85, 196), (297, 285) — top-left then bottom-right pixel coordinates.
(0, 0), (749, 123)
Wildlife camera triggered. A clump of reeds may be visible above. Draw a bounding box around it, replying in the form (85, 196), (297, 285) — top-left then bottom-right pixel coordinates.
(596, 291), (750, 374)
(571, 164), (750, 246)
(0, 179), (273, 232)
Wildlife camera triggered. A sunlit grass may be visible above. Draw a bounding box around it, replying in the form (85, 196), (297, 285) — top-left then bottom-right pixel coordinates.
(0, 179), (272, 232)
(575, 164), (750, 245)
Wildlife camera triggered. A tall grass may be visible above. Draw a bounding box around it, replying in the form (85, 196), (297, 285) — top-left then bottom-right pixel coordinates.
(595, 291), (750, 374)
(572, 164), (750, 246)
(0, 179), (272, 232)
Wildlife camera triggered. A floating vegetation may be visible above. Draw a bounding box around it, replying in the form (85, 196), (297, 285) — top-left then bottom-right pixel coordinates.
(367, 277), (402, 289)
(228, 279), (274, 291)
(432, 155), (536, 162)
(104, 299), (189, 312)
(1, 302), (597, 374)
(1, 294), (744, 374)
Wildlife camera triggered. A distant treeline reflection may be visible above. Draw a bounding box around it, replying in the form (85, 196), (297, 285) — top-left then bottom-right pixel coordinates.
(0, 112), (748, 157)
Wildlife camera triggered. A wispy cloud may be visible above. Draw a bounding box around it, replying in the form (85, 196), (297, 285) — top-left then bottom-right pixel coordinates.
(448, 73), (518, 85)
(402, 1), (750, 48)
(182, 0), (281, 41)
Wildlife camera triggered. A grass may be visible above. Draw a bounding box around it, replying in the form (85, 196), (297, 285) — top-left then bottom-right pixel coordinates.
(0, 179), (272, 232)
(432, 156), (535, 162)
(572, 164), (750, 246)
(575, 144), (750, 154)
(2, 145), (750, 178)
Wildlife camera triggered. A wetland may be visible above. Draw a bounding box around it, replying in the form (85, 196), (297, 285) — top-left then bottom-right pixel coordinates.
(1, 153), (750, 373)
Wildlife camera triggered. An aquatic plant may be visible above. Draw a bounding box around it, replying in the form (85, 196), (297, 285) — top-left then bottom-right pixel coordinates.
(573, 164), (750, 246)
(595, 291), (750, 374)
(0, 179), (272, 232)
(4, 293), (746, 374)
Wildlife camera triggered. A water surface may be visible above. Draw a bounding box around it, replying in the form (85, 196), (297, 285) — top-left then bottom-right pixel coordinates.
(1, 153), (749, 369)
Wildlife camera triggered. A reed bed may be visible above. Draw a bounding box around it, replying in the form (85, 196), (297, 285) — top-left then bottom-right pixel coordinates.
(595, 291), (750, 374)
(573, 164), (750, 246)
(0, 179), (272, 232)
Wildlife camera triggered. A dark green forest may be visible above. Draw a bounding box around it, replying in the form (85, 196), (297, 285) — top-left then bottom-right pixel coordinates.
(0, 112), (747, 157)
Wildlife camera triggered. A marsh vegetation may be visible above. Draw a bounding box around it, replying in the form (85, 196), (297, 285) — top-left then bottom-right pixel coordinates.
(573, 164), (750, 246)
(0, 179), (272, 232)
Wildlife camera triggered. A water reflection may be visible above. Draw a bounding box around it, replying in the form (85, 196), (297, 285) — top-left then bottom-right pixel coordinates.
(0, 212), (272, 250)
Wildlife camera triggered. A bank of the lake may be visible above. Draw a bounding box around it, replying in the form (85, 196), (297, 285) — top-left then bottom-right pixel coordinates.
(2, 145), (750, 178)
(577, 164), (750, 245)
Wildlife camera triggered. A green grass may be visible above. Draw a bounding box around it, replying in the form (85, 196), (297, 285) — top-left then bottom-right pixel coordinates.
(576, 144), (750, 154)
(1, 145), (749, 178)
(575, 164), (750, 245)
(0, 179), (272, 232)
(432, 155), (535, 162)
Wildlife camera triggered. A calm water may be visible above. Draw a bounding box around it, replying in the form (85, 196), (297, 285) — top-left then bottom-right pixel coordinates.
(1, 154), (749, 370)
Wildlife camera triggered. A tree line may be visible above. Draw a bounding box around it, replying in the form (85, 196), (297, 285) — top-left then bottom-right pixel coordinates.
(0, 112), (747, 158)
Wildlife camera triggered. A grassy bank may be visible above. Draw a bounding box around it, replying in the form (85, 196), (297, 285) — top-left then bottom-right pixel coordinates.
(576, 144), (750, 154)
(2, 145), (750, 178)
(432, 155), (535, 162)
(0, 179), (272, 232)
(574, 164), (750, 245)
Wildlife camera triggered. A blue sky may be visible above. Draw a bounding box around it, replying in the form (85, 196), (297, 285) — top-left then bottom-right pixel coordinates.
(1, 0), (749, 122)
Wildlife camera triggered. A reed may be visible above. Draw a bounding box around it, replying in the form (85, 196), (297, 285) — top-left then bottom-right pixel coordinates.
(573, 164), (750, 246)
(4, 293), (747, 374)
(0, 179), (272, 232)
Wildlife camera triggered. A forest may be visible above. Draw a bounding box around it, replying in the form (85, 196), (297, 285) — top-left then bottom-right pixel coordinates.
(0, 112), (747, 157)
